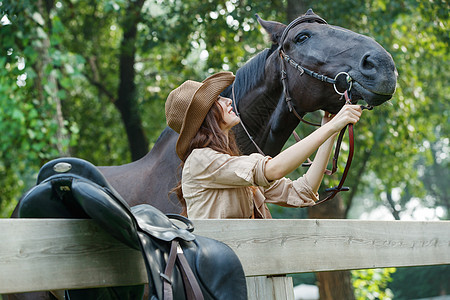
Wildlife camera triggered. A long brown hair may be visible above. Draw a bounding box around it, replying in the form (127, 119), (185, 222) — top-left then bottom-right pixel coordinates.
(171, 100), (241, 216)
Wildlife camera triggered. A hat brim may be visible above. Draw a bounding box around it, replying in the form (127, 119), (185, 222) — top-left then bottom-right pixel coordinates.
(176, 72), (235, 159)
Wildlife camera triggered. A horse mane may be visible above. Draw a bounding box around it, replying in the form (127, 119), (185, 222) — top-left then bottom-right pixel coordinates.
(222, 45), (277, 105)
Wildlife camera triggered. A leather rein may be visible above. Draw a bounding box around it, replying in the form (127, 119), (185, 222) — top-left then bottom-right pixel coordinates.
(233, 13), (373, 206)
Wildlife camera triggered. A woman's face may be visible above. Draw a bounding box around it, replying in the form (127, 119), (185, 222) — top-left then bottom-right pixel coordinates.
(217, 96), (240, 132)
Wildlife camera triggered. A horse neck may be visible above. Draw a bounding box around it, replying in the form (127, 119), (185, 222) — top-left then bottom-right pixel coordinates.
(226, 48), (300, 156)
(224, 48), (278, 150)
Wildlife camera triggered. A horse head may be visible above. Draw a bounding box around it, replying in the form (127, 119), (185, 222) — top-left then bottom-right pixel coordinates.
(257, 9), (397, 114)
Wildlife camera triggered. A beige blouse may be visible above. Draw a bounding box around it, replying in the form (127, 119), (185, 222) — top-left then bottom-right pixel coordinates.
(182, 148), (319, 219)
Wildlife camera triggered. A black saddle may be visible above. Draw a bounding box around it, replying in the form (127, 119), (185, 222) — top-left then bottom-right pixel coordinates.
(18, 157), (247, 300)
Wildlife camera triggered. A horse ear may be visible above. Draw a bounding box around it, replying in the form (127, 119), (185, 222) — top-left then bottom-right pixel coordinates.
(255, 14), (286, 45)
(305, 8), (315, 15)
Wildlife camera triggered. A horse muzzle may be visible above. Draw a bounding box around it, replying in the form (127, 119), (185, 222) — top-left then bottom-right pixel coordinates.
(351, 80), (395, 106)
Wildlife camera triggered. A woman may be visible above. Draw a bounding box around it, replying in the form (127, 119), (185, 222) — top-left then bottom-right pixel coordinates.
(165, 71), (362, 219)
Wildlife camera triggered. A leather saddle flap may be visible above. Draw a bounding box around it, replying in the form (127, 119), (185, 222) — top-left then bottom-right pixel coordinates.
(131, 204), (195, 242)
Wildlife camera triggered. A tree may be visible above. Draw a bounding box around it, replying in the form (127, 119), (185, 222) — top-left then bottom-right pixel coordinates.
(116, 0), (148, 161)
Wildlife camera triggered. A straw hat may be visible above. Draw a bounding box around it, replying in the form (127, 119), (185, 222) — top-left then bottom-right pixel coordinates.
(165, 71), (235, 159)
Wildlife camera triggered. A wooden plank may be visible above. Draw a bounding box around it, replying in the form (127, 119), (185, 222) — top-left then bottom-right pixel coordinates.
(1, 218), (449, 293)
(0, 219), (147, 293)
(193, 219), (450, 276)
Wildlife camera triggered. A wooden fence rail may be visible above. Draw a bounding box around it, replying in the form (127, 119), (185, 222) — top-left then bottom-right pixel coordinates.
(1, 219), (449, 298)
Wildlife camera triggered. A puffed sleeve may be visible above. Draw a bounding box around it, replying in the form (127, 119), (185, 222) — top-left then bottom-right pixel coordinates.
(183, 148), (272, 188)
(262, 174), (319, 207)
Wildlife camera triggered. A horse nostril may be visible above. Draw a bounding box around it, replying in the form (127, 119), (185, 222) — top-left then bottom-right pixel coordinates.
(362, 55), (375, 69)
(360, 53), (377, 77)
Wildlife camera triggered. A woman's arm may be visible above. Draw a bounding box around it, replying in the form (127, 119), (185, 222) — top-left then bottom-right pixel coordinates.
(304, 113), (337, 193)
(264, 105), (362, 181)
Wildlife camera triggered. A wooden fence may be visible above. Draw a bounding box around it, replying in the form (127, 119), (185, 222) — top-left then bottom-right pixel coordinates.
(1, 219), (449, 299)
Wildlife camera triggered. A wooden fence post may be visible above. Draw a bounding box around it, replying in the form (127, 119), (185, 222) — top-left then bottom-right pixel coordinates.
(247, 276), (295, 300)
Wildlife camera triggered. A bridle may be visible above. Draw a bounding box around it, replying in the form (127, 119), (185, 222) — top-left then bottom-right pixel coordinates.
(232, 13), (373, 206)
(280, 50), (354, 124)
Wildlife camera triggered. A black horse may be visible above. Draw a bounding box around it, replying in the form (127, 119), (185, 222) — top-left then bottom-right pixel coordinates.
(7, 10), (396, 300)
(96, 9), (396, 214)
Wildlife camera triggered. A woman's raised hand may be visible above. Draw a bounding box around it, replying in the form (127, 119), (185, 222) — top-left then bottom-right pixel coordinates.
(325, 105), (362, 132)
(265, 104), (362, 181)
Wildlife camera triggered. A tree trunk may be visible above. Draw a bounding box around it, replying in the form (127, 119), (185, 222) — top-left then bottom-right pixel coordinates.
(35, 0), (69, 157)
(315, 270), (355, 300)
(308, 196), (356, 300)
(116, 0), (148, 161)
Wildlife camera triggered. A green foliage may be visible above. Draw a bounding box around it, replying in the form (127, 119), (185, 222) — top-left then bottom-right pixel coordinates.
(0, 1), (80, 215)
(357, 0), (449, 219)
(352, 268), (396, 300)
(0, 0), (287, 215)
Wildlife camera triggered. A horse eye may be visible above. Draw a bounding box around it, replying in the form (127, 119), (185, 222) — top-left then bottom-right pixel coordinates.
(295, 33), (310, 44)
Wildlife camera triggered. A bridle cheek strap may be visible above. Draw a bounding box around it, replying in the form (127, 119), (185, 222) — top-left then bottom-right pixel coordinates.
(280, 50), (323, 127)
